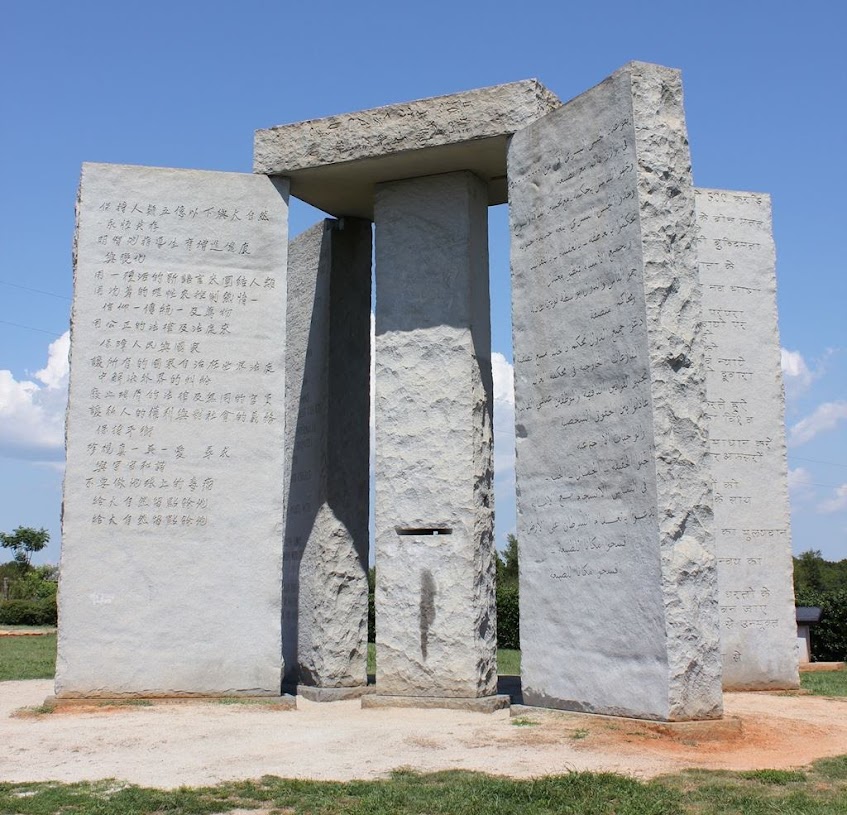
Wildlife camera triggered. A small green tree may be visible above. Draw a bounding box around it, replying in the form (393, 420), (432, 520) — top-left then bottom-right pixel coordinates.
(0, 526), (49, 572)
(495, 535), (520, 649)
(496, 534), (519, 589)
(794, 549), (826, 594)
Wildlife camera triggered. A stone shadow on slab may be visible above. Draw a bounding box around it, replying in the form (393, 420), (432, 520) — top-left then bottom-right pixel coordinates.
(283, 219), (371, 693)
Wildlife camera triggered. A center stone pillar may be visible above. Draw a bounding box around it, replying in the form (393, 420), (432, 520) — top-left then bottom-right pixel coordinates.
(372, 171), (497, 703)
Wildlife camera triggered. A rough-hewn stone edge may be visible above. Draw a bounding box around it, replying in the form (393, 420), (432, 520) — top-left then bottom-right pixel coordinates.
(57, 172), (84, 669)
(511, 705), (734, 732)
(629, 62), (723, 720)
(47, 694), (297, 709)
(468, 176), (498, 699)
(362, 694), (510, 713)
(254, 80), (561, 174)
(283, 219), (371, 690)
(283, 220), (331, 691)
(325, 216), (372, 684)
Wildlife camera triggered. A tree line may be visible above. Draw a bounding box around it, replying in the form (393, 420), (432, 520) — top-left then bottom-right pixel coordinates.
(793, 549), (847, 662)
(3, 524), (842, 662)
(0, 526), (58, 625)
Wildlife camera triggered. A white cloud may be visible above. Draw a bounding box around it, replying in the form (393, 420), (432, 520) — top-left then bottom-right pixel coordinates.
(492, 352), (517, 549)
(781, 348), (816, 398)
(492, 352), (516, 477)
(788, 466), (812, 494)
(788, 466), (815, 512)
(34, 331), (70, 389)
(788, 401), (847, 447)
(0, 331), (69, 462)
(819, 483), (847, 514)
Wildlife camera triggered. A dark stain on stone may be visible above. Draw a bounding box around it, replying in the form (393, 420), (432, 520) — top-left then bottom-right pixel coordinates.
(667, 353), (691, 371)
(420, 569), (436, 660)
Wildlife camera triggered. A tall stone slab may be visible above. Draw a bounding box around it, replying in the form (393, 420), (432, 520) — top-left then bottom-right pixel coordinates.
(57, 163), (289, 697)
(509, 62), (723, 720)
(283, 218), (371, 696)
(374, 171), (497, 699)
(695, 188), (799, 689)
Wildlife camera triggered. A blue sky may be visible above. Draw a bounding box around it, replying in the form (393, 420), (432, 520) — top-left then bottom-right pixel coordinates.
(1, 1), (845, 564)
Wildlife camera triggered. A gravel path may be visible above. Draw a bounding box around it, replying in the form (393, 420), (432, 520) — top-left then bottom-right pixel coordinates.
(1, 680), (845, 789)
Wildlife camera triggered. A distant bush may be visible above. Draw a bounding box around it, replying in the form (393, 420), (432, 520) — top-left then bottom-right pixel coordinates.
(496, 585), (520, 650)
(795, 588), (847, 662)
(0, 598), (57, 626)
(5, 566), (58, 602)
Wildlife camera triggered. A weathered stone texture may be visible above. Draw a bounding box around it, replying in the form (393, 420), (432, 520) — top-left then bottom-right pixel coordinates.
(255, 80), (561, 174)
(283, 218), (371, 692)
(57, 163), (289, 697)
(374, 171), (496, 699)
(509, 63), (722, 721)
(253, 81), (562, 218)
(695, 187), (799, 689)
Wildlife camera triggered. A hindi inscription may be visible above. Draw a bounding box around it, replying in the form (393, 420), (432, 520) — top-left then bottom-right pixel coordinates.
(696, 187), (799, 689)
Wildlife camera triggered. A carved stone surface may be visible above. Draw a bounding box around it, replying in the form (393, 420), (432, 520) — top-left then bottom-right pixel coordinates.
(695, 188), (799, 689)
(253, 81), (561, 218)
(57, 163), (289, 697)
(283, 218), (371, 693)
(509, 63), (723, 721)
(373, 171), (496, 699)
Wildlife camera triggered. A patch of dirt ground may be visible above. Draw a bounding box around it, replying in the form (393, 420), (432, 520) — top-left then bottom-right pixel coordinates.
(1, 680), (845, 789)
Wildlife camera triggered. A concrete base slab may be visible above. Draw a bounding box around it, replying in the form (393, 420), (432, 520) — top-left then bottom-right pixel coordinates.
(800, 662), (845, 672)
(47, 694), (297, 710)
(293, 685), (371, 702)
(510, 704), (740, 740)
(362, 694), (510, 713)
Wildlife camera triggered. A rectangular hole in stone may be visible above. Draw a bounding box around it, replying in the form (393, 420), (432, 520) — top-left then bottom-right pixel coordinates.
(395, 527), (453, 536)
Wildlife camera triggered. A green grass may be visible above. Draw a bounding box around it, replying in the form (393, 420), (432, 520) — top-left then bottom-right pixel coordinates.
(0, 634), (56, 681)
(510, 716), (538, 726)
(0, 757), (846, 814)
(801, 667), (847, 697)
(658, 754), (847, 814)
(497, 648), (521, 675)
(0, 770), (686, 814)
